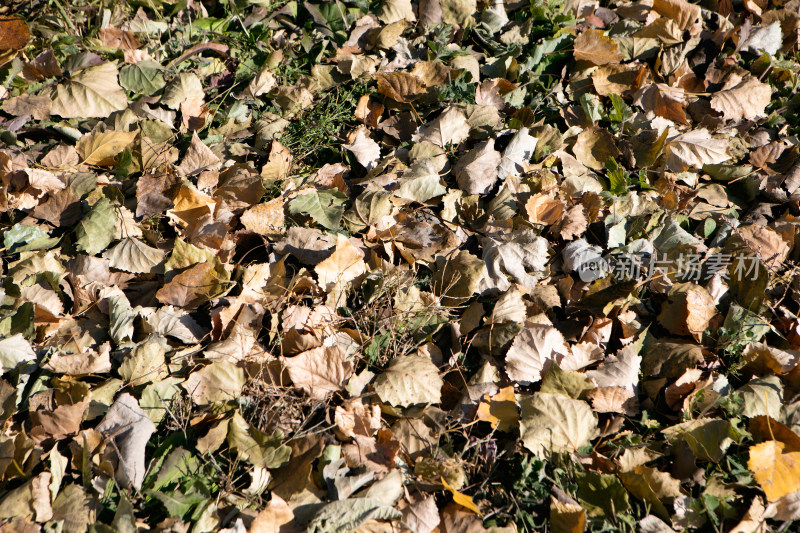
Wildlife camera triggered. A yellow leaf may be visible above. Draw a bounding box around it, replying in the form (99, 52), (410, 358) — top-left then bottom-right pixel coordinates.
(748, 440), (800, 501)
(77, 130), (138, 165)
(441, 476), (481, 515)
(475, 386), (519, 432)
(550, 496), (586, 533)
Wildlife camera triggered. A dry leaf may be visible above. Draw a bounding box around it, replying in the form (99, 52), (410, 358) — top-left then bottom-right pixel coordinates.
(315, 234), (367, 291)
(573, 29), (623, 65)
(284, 346), (353, 399)
(96, 393), (156, 489)
(377, 71), (426, 103)
(710, 78), (772, 122)
(373, 355), (443, 407)
(664, 129), (730, 172)
(506, 325), (570, 385)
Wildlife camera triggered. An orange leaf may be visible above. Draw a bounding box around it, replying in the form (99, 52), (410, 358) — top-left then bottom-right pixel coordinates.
(0, 17), (30, 51)
(475, 386), (519, 432)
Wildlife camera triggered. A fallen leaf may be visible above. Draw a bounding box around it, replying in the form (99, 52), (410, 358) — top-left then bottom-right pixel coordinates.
(315, 234), (367, 291)
(50, 62), (128, 118)
(442, 476), (481, 515)
(183, 361), (246, 405)
(710, 77), (772, 122)
(506, 325), (571, 385)
(664, 129), (730, 172)
(454, 139), (502, 194)
(475, 386), (519, 432)
(284, 346), (353, 400)
(96, 393), (156, 489)
(573, 30), (623, 65)
(749, 440), (800, 502)
(519, 393), (598, 457)
(373, 355), (443, 407)
(377, 71), (426, 103)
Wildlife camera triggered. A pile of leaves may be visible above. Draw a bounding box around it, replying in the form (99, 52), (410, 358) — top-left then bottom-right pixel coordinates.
(2, 0), (800, 530)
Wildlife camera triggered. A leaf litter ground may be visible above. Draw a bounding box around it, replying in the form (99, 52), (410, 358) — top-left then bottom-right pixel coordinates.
(1, 0), (800, 531)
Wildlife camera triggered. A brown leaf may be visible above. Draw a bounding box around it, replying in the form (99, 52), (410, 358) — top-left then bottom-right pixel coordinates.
(710, 77), (772, 122)
(0, 17), (30, 51)
(315, 234), (367, 291)
(355, 95), (384, 128)
(453, 139), (502, 194)
(177, 132), (222, 176)
(737, 224), (790, 270)
(98, 28), (142, 50)
(591, 63), (646, 96)
(22, 49), (61, 80)
(241, 198), (285, 237)
(573, 29), (623, 65)
(525, 194), (565, 225)
(556, 204), (588, 240)
(636, 84), (688, 125)
(249, 495), (297, 533)
(32, 189), (81, 227)
(572, 127), (620, 170)
(2, 94), (51, 120)
(653, 0), (701, 32)
(155, 262), (227, 309)
(136, 172), (179, 218)
(657, 283), (718, 341)
(334, 398), (382, 440)
(261, 140), (293, 182)
(377, 71), (426, 103)
(412, 61), (454, 87)
(284, 346), (353, 399)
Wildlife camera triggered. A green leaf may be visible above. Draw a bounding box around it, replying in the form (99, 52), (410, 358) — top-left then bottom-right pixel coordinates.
(662, 419), (743, 463)
(605, 157), (627, 195)
(226, 412), (291, 469)
(579, 93), (603, 124)
(149, 447), (200, 492)
(119, 61), (166, 95)
(147, 488), (206, 518)
(608, 94), (633, 123)
(575, 471), (630, 517)
(0, 334), (36, 374)
(288, 189), (348, 230)
(396, 158), (447, 202)
(3, 224), (58, 253)
(703, 163), (754, 181)
(75, 197), (118, 255)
